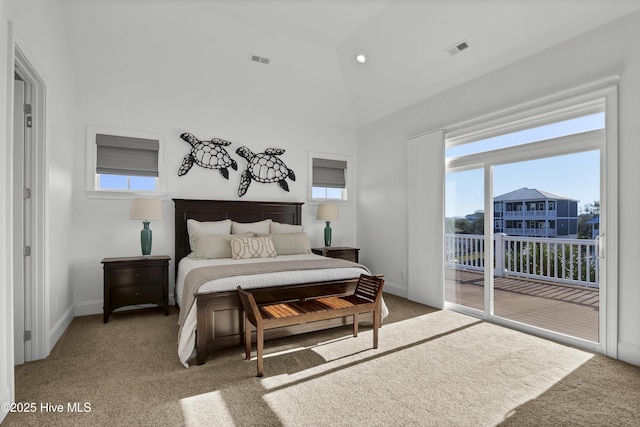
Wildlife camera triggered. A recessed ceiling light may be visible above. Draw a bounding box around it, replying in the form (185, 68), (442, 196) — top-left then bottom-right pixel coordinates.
(355, 54), (366, 64)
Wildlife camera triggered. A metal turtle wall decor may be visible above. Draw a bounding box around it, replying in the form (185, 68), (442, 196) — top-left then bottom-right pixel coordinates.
(177, 132), (238, 179)
(236, 146), (296, 197)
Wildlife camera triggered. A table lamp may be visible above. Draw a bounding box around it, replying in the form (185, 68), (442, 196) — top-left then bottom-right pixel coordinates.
(130, 198), (164, 257)
(316, 203), (339, 247)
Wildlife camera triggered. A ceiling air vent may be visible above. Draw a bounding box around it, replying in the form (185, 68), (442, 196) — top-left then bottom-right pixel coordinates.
(250, 54), (270, 65)
(447, 40), (470, 56)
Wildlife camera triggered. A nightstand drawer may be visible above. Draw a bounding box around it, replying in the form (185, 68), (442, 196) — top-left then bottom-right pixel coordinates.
(109, 266), (164, 287)
(111, 285), (163, 307)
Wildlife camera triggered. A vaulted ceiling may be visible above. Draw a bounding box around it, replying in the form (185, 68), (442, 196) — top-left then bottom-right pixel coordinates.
(59, 0), (640, 127)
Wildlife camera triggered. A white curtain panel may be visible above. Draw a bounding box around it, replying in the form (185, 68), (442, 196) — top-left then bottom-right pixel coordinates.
(406, 130), (445, 308)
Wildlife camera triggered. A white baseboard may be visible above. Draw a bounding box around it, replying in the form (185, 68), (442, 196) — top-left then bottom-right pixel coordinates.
(617, 340), (640, 366)
(49, 304), (74, 352)
(1, 385), (12, 422)
(74, 300), (103, 317)
(382, 281), (408, 299)
(74, 300), (176, 317)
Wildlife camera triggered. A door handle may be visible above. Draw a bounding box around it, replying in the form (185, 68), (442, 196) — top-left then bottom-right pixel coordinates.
(595, 233), (605, 259)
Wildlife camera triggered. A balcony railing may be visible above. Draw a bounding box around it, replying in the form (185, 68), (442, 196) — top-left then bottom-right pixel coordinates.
(504, 210), (555, 217)
(503, 228), (558, 237)
(444, 233), (599, 288)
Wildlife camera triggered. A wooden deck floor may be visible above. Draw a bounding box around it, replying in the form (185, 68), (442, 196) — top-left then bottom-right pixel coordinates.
(445, 268), (599, 342)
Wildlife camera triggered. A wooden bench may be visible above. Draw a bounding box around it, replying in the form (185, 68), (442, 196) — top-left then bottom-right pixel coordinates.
(237, 274), (385, 377)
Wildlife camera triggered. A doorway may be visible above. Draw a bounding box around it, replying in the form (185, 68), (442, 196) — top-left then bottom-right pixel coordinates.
(13, 48), (46, 364)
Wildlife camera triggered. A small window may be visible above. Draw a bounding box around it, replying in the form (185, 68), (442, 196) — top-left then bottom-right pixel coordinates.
(87, 125), (165, 196)
(96, 133), (159, 191)
(308, 152), (350, 202)
(98, 174), (156, 191)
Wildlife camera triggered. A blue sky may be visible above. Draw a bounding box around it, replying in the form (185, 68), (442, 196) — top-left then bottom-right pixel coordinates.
(446, 114), (603, 218)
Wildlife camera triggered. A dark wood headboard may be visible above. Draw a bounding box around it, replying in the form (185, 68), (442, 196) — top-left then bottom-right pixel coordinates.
(173, 199), (303, 268)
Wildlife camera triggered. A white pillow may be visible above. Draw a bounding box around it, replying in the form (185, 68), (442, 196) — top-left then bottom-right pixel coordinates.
(187, 219), (232, 250)
(190, 232), (253, 259)
(256, 233), (311, 255)
(270, 221), (304, 234)
(230, 236), (277, 259)
(231, 219), (271, 234)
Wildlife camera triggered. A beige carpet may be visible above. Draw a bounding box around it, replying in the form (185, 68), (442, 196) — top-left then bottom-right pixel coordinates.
(3, 294), (639, 426)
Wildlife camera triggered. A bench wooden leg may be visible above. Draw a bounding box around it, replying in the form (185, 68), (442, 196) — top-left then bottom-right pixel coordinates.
(373, 309), (380, 349)
(244, 315), (251, 361)
(353, 313), (358, 337)
(256, 327), (264, 377)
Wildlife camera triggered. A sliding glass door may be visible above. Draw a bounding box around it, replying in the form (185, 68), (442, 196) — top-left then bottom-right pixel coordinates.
(445, 110), (606, 347)
(492, 152), (600, 341)
(445, 168), (485, 312)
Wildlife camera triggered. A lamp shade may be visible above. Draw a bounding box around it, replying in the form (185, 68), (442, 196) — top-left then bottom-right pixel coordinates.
(316, 203), (339, 221)
(130, 198), (164, 221)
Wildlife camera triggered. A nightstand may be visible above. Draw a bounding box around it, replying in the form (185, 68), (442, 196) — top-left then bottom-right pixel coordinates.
(102, 255), (170, 323)
(311, 247), (359, 263)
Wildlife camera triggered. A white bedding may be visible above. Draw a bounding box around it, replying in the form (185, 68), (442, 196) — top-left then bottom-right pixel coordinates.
(176, 253), (388, 367)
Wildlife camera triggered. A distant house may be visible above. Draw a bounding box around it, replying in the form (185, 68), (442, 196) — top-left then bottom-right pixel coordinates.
(586, 216), (600, 239)
(494, 187), (579, 238)
(465, 211), (484, 222)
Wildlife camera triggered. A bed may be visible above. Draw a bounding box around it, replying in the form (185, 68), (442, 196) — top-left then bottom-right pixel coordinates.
(174, 199), (387, 367)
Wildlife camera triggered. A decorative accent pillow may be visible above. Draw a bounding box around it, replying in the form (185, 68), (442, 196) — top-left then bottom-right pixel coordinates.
(256, 232), (311, 255)
(187, 219), (232, 250)
(230, 236), (277, 259)
(270, 221), (304, 234)
(231, 219), (271, 234)
(190, 232), (254, 259)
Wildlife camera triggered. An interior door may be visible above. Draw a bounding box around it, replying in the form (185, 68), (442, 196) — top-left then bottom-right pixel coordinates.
(13, 73), (33, 365)
(13, 76), (25, 365)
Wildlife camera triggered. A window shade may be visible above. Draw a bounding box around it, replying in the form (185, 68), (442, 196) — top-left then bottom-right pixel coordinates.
(312, 158), (346, 188)
(96, 133), (159, 177)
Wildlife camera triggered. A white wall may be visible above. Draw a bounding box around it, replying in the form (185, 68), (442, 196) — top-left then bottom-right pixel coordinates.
(1, 0), (76, 416)
(357, 11), (640, 365)
(64, 1), (359, 315)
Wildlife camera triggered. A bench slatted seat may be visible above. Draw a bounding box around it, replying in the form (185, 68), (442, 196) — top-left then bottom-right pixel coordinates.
(238, 274), (385, 377)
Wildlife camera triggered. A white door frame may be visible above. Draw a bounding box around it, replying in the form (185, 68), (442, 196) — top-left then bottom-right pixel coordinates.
(444, 80), (618, 358)
(12, 44), (48, 363)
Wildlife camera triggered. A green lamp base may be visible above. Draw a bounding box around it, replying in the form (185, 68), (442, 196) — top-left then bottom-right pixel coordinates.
(140, 221), (152, 257)
(324, 221), (332, 247)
